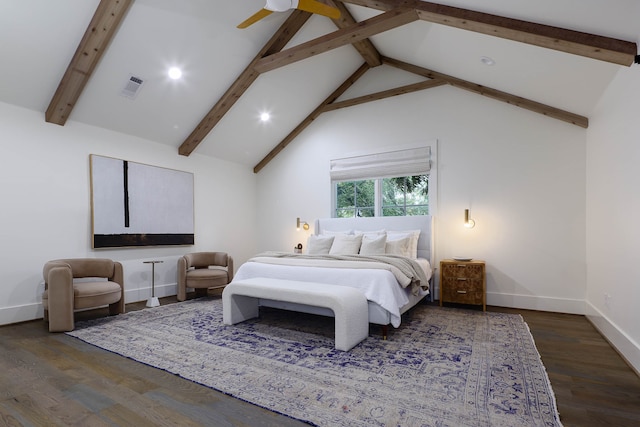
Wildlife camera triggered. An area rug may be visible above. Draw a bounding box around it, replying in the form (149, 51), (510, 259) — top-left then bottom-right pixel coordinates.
(67, 298), (562, 427)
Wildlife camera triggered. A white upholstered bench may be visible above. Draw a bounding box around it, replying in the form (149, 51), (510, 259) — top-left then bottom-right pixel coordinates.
(222, 277), (369, 351)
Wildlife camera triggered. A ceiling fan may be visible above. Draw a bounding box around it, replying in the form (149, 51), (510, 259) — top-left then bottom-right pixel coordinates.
(237, 0), (341, 29)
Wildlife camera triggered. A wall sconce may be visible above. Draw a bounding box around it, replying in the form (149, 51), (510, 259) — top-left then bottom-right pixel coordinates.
(464, 209), (475, 228)
(296, 217), (309, 231)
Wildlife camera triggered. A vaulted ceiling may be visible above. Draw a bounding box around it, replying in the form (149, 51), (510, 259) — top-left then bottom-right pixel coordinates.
(2, 0), (638, 172)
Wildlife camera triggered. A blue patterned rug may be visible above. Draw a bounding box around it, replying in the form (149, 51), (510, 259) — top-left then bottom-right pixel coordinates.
(67, 298), (562, 426)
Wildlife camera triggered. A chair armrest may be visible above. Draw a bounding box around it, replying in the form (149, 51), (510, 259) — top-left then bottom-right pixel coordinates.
(227, 256), (234, 282)
(177, 256), (188, 287)
(112, 261), (124, 290)
(43, 264), (74, 331)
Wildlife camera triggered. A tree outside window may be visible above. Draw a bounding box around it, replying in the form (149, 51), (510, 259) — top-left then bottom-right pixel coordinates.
(335, 174), (428, 217)
(336, 180), (375, 218)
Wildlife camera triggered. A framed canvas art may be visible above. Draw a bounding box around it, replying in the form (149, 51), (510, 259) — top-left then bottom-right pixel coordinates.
(90, 154), (194, 248)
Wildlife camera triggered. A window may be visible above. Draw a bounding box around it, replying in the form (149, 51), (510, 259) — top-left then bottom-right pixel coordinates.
(330, 146), (433, 218)
(335, 175), (428, 218)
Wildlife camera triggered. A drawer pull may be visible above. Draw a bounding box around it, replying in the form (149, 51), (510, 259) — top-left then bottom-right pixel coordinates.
(457, 290), (468, 294)
(456, 278), (467, 281)
(456, 264), (467, 267)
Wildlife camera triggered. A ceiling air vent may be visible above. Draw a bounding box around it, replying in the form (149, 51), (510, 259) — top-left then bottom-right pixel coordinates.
(120, 75), (144, 99)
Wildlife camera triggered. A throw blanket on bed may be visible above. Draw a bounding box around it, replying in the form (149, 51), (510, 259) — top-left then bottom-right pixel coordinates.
(249, 252), (429, 295)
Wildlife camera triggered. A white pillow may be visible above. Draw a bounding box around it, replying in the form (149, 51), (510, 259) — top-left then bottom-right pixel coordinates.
(307, 235), (334, 254)
(359, 234), (387, 255)
(329, 234), (363, 255)
(385, 236), (412, 257)
(387, 229), (421, 258)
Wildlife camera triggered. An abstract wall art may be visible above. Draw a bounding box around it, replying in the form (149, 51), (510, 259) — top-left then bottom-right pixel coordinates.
(90, 154), (194, 248)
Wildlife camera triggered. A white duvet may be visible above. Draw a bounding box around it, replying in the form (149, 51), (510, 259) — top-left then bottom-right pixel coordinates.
(233, 257), (432, 328)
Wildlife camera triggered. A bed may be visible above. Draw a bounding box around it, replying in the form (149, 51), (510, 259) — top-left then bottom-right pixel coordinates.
(232, 215), (434, 335)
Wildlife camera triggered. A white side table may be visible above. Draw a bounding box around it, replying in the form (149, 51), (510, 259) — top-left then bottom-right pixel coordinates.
(144, 260), (163, 307)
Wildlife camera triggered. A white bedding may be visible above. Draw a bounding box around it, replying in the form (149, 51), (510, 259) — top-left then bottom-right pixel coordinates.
(233, 257), (432, 328)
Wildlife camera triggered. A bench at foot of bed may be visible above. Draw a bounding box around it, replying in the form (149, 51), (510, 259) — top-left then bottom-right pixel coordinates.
(222, 277), (369, 351)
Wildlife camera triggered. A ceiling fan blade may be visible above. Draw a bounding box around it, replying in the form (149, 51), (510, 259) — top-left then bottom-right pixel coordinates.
(296, 0), (340, 19)
(237, 8), (274, 29)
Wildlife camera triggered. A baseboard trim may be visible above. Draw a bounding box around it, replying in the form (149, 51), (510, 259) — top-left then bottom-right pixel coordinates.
(585, 301), (640, 376)
(487, 292), (585, 314)
(0, 302), (43, 326)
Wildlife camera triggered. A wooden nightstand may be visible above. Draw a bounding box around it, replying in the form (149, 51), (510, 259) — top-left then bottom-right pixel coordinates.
(439, 259), (486, 311)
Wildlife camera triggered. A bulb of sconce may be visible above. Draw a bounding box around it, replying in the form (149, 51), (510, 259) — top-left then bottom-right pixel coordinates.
(464, 219), (475, 228)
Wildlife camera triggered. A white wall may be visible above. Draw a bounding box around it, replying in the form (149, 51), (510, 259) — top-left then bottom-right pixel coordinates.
(586, 63), (640, 373)
(0, 102), (258, 326)
(256, 84), (587, 314)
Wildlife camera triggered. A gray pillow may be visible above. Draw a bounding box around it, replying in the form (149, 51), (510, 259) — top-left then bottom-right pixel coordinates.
(359, 234), (387, 255)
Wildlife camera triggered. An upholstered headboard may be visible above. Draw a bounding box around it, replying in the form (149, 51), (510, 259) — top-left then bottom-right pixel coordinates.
(315, 215), (434, 264)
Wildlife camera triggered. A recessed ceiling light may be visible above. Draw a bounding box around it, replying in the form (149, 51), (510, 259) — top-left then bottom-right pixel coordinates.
(480, 56), (496, 66)
(168, 67), (182, 79)
(260, 112), (270, 122)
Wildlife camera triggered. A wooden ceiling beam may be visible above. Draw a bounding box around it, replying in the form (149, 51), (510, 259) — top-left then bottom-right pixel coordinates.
(254, 63), (371, 173)
(326, 0), (382, 67)
(45, 0), (133, 125)
(322, 78), (446, 112)
(339, 0), (637, 66)
(254, 8), (418, 74)
(178, 10), (312, 156)
(383, 56), (589, 128)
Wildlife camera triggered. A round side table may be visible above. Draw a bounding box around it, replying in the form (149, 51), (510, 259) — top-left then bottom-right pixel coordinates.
(144, 260), (163, 307)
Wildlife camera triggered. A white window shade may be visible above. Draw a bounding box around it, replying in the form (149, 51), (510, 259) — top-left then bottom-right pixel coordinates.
(330, 147), (431, 182)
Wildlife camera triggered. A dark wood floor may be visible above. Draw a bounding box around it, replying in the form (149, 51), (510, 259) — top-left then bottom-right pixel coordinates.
(489, 305), (640, 427)
(1, 295), (639, 426)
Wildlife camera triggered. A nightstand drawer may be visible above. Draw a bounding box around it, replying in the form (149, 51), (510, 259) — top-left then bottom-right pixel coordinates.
(441, 264), (484, 280)
(442, 279), (484, 305)
(441, 277), (483, 291)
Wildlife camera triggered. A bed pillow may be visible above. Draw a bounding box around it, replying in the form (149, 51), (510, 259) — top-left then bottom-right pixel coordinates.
(387, 229), (421, 258)
(359, 233), (387, 255)
(329, 234), (363, 255)
(385, 236), (412, 257)
(307, 235), (334, 254)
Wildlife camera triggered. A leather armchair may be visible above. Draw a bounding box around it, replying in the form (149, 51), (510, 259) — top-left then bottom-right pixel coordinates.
(42, 258), (125, 332)
(177, 252), (233, 301)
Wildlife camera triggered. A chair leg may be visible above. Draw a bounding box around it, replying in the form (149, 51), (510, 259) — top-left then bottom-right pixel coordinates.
(48, 307), (74, 332)
(177, 283), (187, 301)
(108, 301), (121, 316)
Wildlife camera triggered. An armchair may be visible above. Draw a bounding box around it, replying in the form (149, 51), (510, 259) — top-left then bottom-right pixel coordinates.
(177, 252), (233, 301)
(42, 258), (125, 332)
